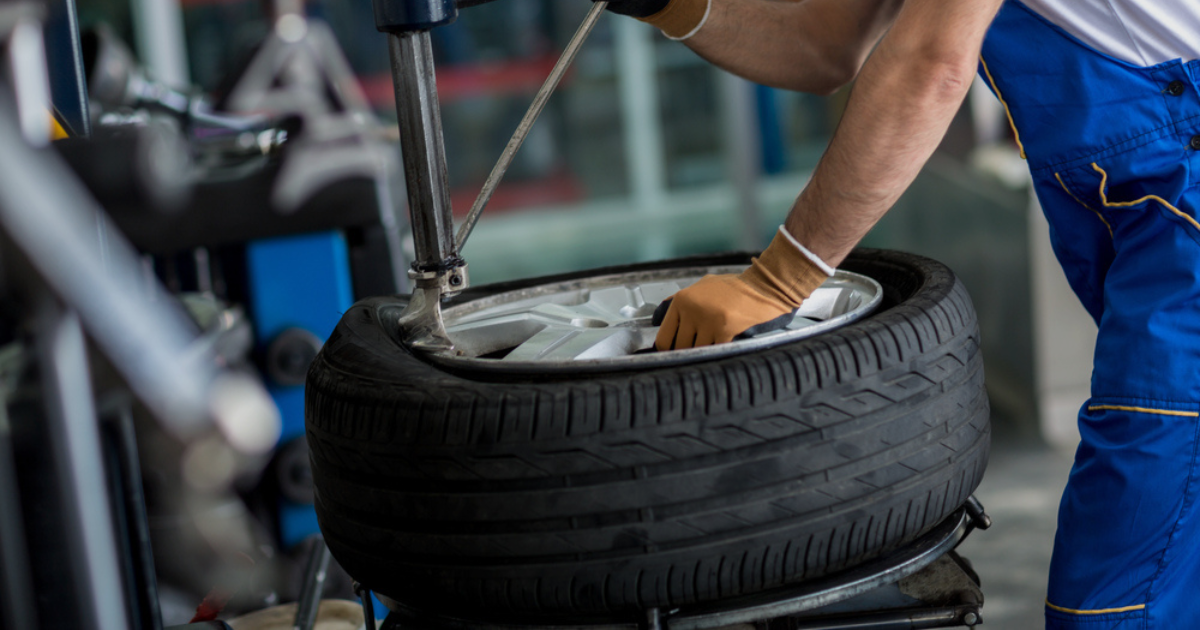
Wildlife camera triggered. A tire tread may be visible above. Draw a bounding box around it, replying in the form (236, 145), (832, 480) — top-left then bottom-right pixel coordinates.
(307, 249), (990, 619)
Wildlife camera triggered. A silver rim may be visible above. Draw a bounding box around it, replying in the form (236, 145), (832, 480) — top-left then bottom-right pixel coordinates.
(426, 265), (883, 373)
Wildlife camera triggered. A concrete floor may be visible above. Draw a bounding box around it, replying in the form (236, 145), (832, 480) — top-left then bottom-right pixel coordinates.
(956, 438), (1077, 629)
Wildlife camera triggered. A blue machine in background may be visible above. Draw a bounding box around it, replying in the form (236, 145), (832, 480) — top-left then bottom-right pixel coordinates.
(247, 232), (356, 549)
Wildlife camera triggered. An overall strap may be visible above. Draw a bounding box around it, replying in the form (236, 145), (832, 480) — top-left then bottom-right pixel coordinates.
(979, 0), (1186, 172)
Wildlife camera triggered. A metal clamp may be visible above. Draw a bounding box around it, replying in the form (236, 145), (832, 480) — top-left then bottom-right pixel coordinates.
(396, 265), (469, 352)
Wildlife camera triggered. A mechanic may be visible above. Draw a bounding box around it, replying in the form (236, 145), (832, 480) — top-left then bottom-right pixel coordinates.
(595, 0), (1200, 627)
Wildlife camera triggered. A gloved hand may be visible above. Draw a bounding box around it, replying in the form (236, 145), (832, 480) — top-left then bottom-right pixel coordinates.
(593, 0), (710, 40)
(654, 229), (831, 350)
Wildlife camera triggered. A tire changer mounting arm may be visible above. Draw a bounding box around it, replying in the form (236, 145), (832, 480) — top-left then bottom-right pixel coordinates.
(374, 0), (606, 352)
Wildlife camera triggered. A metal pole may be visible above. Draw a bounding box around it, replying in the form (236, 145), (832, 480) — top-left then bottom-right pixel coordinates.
(292, 537), (332, 630)
(34, 295), (131, 630)
(388, 31), (459, 272)
(129, 0), (191, 89)
(101, 400), (165, 630)
(0, 345), (37, 630)
(6, 9), (54, 146)
(384, 29), (463, 351)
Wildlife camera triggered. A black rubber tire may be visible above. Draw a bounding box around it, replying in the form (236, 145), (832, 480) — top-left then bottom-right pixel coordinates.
(306, 249), (989, 621)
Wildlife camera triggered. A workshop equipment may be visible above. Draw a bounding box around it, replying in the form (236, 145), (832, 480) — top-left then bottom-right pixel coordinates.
(22, 2), (413, 619)
(0, 9), (282, 629)
(375, 0), (606, 352)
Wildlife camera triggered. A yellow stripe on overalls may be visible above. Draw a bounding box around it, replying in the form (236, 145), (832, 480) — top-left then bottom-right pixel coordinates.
(1087, 404), (1199, 417)
(1046, 600), (1147, 615)
(1092, 163), (1200, 234)
(979, 56), (1027, 159)
(1055, 172), (1114, 238)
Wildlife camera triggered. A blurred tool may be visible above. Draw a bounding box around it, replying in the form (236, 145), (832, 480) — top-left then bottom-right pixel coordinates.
(0, 91), (280, 455)
(70, 7), (413, 611)
(0, 75), (281, 630)
(1, 3), (417, 628)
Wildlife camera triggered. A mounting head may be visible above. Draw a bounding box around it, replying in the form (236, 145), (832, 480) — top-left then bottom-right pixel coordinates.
(373, 0), (457, 33)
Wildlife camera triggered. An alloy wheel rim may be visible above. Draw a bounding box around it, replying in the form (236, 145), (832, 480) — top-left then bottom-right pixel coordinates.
(423, 265), (883, 373)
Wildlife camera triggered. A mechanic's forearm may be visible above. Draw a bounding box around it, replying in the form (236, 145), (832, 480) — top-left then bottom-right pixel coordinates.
(784, 0), (1002, 265)
(684, 0), (901, 93)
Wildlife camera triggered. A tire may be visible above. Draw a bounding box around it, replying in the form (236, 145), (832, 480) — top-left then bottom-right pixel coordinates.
(306, 249), (990, 621)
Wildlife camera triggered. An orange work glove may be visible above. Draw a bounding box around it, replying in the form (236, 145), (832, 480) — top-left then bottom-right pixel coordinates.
(654, 229), (831, 350)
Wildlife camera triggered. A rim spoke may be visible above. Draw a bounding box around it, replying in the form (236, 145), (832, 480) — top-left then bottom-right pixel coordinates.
(798, 287), (856, 321)
(503, 327), (646, 361)
(444, 314), (548, 358)
(526, 302), (615, 327)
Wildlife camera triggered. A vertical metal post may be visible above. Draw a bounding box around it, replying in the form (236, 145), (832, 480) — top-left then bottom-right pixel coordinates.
(354, 583), (377, 630)
(387, 31), (459, 273)
(0, 346), (37, 630)
(382, 29), (464, 352)
(100, 400), (165, 630)
(6, 10), (54, 146)
(292, 537), (332, 630)
(129, 0), (191, 88)
(33, 295), (131, 630)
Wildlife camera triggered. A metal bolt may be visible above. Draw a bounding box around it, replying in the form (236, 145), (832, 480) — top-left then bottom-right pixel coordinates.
(449, 273), (463, 287)
(963, 611), (980, 626)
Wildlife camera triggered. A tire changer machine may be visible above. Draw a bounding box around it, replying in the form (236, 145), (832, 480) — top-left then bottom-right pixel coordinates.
(357, 1), (995, 629)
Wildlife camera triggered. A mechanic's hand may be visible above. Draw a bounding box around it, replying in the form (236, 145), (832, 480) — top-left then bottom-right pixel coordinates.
(654, 230), (831, 351)
(594, 0), (709, 40)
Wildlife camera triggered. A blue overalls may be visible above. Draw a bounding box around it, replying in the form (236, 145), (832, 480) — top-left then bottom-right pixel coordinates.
(980, 2), (1200, 627)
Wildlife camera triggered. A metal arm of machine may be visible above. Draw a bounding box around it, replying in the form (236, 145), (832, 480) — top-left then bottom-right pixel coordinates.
(372, 0), (463, 352)
(373, 0), (605, 353)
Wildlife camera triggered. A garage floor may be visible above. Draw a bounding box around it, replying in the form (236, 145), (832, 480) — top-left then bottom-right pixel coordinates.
(956, 437), (1076, 629)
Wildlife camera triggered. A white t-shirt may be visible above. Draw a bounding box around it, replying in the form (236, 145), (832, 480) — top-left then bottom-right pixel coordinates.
(1021, 0), (1200, 66)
